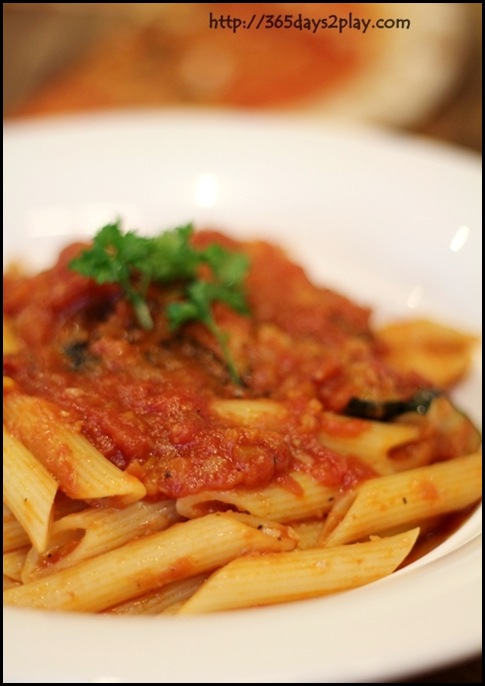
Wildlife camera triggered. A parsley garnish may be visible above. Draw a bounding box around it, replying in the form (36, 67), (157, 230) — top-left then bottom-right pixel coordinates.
(69, 220), (250, 383)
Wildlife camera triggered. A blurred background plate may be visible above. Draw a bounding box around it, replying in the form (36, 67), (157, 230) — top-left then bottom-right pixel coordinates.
(3, 3), (482, 150)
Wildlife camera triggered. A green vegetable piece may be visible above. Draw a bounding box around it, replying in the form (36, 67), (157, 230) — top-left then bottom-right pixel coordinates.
(69, 219), (250, 383)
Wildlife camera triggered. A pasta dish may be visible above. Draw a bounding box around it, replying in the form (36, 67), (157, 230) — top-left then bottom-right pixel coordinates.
(3, 221), (481, 615)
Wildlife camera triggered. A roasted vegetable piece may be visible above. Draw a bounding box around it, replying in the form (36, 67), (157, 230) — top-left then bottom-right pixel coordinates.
(344, 389), (441, 421)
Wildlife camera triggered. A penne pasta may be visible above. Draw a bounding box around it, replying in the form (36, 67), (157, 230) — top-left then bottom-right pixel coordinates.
(3, 504), (31, 553)
(211, 398), (288, 429)
(3, 513), (297, 612)
(318, 413), (421, 475)
(107, 573), (210, 615)
(3, 391), (146, 505)
(212, 400), (421, 475)
(178, 528), (420, 614)
(21, 499), (180, 582)
(290, 520), (327, 550)
(3, 428), (58, 553)
(3, 576), (21, 591)
(3, 549), (29, 583)
(376, 319), (479, 388)
(319, 452), (482, 546)
(2, 223), (482, 616)
(176, 471), (338, 522)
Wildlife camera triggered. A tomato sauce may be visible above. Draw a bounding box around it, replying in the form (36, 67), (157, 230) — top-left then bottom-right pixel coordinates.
(3, 231), (430, 499)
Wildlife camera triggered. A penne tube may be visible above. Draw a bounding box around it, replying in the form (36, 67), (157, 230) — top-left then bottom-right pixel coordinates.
(290, 520), (327, 550)
(107, 573), (210, 615)
(376, 319), (479, 387)
(3, 428), (58, 553)
(178, 528), (420, 614)
(3, 512), (297, 612)
(3, 226), (482, 617)
(176, 471), (338, 523)
(318, 414), (421, 475)
(3, 549), (29, 583)
(3, 391), (146, 504)
(3, 576), (21, 591)
(21, 499), (180, 582)
(210, 398), (288, 429)
(3, 505), (31, 553)
(319, 452), (482, 546)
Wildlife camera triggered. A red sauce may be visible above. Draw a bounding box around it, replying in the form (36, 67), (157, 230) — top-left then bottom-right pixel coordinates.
(320, 413), (369, 437)
(3, 231), (431, 499)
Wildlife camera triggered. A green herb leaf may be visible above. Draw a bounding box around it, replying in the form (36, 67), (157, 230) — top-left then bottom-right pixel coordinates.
(69, 219), (250, 383)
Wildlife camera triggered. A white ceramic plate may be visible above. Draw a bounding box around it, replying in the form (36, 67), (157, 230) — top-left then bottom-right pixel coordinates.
(3, 111), (482, 684)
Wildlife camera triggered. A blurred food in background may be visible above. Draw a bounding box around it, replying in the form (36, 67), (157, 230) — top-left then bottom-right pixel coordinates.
(3, 3), (482, 148)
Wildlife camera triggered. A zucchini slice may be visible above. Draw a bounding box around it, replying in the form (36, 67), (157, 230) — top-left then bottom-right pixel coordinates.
(344, 389), (440, 421)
